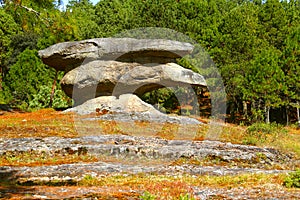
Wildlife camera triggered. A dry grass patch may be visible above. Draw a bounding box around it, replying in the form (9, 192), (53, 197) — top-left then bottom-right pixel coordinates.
(0, 150), (170, 167)
(0, 150), (98, 167)
(212, 122), (300, 158)
(0, 109), (77, 138)
(76, 173), (294, 199)
(79, 173), (194, 199)
(1, 109), (300, 158)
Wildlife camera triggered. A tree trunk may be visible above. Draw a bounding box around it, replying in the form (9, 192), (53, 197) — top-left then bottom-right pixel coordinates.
(251, 100), (259, 123)
(265, 106), (270, 124)
(0, 67), (2, 91)
(297, 101), (300, 126)
(49, 71), (58, 108)
(286, 106), (289, 126)
(243, 101), (247, 117)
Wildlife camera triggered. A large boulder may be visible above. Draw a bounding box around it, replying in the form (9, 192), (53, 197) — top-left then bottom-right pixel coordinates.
(60, 60), (206, 102)
(39, 38), (207, 125)
(38, 38), (194, 71)
(114, 62), (207, 96)
(64, 94), (201, 124)
(60, 60), (140, 99)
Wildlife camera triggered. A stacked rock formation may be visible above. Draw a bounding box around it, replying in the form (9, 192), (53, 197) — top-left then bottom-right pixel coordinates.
(38, 38), (207, 124)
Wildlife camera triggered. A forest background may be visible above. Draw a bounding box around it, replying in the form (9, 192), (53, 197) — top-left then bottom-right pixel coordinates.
(0, 0), (299, 125)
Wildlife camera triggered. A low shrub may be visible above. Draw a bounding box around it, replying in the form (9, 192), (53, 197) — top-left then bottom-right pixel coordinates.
(243, 122), (287, 145)
(29, 84), (72, 110)
(179, 193), (195, 200)
(283, 169), (300, 188)
(140, 191), (156, 200)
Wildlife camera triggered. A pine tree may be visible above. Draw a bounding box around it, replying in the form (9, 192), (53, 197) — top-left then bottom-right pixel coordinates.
(3, 49), (54, 108)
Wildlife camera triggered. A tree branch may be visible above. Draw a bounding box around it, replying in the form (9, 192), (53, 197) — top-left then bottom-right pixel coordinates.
(20, 4), (40, 16)
(19, 4), (50, 27)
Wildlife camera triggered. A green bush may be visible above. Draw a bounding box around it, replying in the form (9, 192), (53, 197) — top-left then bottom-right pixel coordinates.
(179, 193), (195, 200)
(29, 84), (72, 110)
(142, 88), (179, 114)
(139, 192), (194, 200)
(139, 191), (156, 200)
(283, 169), (300, 188)
(141, 86), (199, 116)
(243, 122), (287, 145)
(3, 49), (54, 109)
(3, 49), (72, 110)
(242, 136), (259, 146)
(247, 122), (276, 134)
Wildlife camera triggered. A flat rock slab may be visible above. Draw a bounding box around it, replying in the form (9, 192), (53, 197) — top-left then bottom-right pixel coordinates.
(0, 135), (292, 167)
(0, 162), (291, 185)
(38, 38), (194, 71)
(0, 135), (298, 199)
(61, 61), (206, 99)
(0, 134), (293, 184)
(64, 94), (202, 124)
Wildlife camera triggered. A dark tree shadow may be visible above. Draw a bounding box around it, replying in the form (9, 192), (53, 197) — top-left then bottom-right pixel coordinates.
(0, 168), (34, 199)
(0, 104), (13, 112)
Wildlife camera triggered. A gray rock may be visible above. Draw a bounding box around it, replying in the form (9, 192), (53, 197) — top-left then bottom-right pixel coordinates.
(114, 62), (207, 96)
(64, 94), (201, 124)
(39, 38), (204, 125)
(65, 94), (160, 115)
(0, 135), (293, 165)
(60, 60), (140, 99)
(0, 135), (293, 185)
(0, 135), (297, 199)
(60, 60), (206, 99)
(38, 38), (194, 71)
(3, 162), (290, 185)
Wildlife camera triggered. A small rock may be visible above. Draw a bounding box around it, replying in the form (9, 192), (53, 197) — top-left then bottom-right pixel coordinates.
(33, 195), (48, 199)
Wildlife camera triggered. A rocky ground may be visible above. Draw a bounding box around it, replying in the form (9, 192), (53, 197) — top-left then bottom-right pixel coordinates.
(0, 134), (299, 199)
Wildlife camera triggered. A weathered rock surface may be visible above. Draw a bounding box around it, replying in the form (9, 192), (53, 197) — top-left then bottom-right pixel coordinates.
(0, 135), (298, 199)
(61, 60), (206, 99)
(64, 94), (201, 124)
(60, 60), (140, 98)
(1, 162), (290, 185)
(0, 135), (294, 185)
(0, 135), (293, 167)
(113, 62), (206, 96)
(38, 38), (194, 71)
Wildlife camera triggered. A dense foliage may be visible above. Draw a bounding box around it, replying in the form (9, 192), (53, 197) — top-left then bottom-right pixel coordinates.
(284, 169), (300, 188)
(0, 0), (299, 124)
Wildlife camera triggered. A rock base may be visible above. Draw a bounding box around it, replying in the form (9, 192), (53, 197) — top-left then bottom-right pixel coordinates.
(65, 94), (201, 124)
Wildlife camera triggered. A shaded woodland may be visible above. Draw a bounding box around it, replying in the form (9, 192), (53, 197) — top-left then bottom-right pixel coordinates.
(0, 0), (299, 125)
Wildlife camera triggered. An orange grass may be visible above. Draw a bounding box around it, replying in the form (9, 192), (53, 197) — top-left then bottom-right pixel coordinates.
(0, 109), (77, 138)
(0, 109), (299, 156)
(76, 173), (296, 199)
(0, 151), (98, 167)
(79, 174), (194, 199)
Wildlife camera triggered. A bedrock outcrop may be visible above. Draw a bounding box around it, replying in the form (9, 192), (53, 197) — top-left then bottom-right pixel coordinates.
(64, 94), (201, 124)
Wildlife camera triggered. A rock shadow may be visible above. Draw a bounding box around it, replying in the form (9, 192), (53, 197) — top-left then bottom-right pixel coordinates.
(0, 168), (34, 198)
